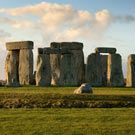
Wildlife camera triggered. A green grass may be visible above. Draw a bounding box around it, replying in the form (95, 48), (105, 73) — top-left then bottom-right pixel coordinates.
(1, 87), (135, 134)
(0, 86), (135, 95)
(0, 108), (135, 135)
(1, 86), (135, 108)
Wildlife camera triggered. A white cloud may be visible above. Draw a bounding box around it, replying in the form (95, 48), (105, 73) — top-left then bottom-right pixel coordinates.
(0, 2), (112, 42)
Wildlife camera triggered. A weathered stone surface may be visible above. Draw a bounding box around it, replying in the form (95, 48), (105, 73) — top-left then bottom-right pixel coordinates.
(107, 53), (124, 87)
(86, 53), (102, 86)
(60, 42), (83, 50)
(50, 42), (85, 85)
(126, 54), (135, 87)
(60, 54), (77, 86)
(101, 55), (108, 86)
(72, 49), (85, 85)
(60, 48), (72, 54)
(38, 48), (44, 54)
(50, 42), (61, 49)
(6, 41), (33, 50)
(5, 51), (20, 86)
(95, 47), (116, 54)
(19, 49), (33, 85)
(51, 42), (83, 50)
(74, 83), (93, 94)
(50, 54), (61, 85)
(36, 54), (51, 86)
(38, 48), (60, 54)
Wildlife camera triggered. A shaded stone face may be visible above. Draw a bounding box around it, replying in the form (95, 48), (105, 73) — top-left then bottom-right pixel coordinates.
(51, 42), (83, 50)
(101, 55), (108, 86)
(86, 53), (102, 86)
(50, 42), (85, 86)
(60, 54), (78, 86)
(126, 54), (135, 87)
(19, 49), (33, 85)
(5, 51), (20, 86)
(36, 54), (51, 86)
(50, 54), (61, 86)
(71, 49), (85, 85)
(6, 41), (33, 50)
(95, 47), (116, 54)
(107, 53), (124, 87)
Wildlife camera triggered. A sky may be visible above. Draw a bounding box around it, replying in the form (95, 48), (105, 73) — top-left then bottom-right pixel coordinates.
(0, 0), (135, 79)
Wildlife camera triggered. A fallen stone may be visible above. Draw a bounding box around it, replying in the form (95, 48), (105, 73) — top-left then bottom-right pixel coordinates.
(6, 41), (33, 50)
(19, 49), (33, 85)
(36, 54), (51, 86)
(95, 47), (116, 54)
(107, 53), (124, 86)
(126, 54), (135, 87)
(74, 83), (93, 94)
(86, 53), (102, 86)
(5, 51), (20, 86)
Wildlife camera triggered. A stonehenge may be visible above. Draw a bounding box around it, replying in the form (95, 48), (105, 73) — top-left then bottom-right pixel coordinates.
(4, 41), (135, 87)
(86, 47), (124, 86)
(5, 41), (34, 86)
(36, 42), (83, 86)
(86, 53), (102, 86)
(107, 53), (124, 86)
(36, 48), (52, 86)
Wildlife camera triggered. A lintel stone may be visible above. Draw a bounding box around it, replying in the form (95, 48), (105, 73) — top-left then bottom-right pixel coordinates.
(38, 48), (71, 54)
(95, 47), (116, 54)
(51, 42), (83, 50)
(6, 41), (33, 50)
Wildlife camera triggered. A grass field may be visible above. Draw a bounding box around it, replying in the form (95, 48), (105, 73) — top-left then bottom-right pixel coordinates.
(0, 108), (135, 135)
(1, 86), (135, 108)
(0, 86), (135, 135)
(1, 86), (135, 95)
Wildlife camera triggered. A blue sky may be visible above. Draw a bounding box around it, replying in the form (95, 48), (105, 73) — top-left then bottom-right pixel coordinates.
(0, 0), (135, 79)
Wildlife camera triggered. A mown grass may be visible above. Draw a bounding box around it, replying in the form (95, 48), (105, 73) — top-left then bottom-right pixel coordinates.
(0, 108), (135, 135)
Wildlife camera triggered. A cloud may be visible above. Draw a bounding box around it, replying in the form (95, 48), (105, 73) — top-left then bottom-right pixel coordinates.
(0, 2), (112, 42)
(113, 15), (135, 23)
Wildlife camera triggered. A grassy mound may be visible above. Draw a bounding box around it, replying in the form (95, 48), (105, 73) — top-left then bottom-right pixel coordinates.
(0, 86), (135, 108)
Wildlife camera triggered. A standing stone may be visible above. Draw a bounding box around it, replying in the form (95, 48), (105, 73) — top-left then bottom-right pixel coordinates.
(71, 49), (85, 85)
(5, 51), (20, 86)
(107, 53), (124, 86)
(51, 42), (85, 86)
(101, 55), (108, 86)
(126, 54), (135, 87)
(60, 53), (77, 86)
(36, 51), (51, 86)
(6, 41), (34, 86)
(19, 49), (33, 85)
(86, 53), (102, 86)
(50, 53), (61, 86)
